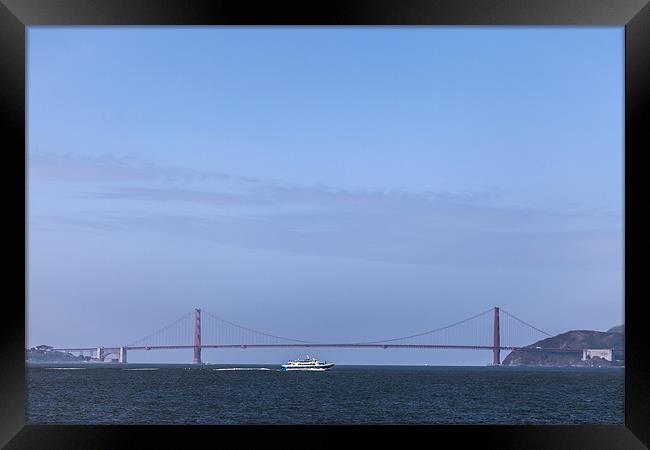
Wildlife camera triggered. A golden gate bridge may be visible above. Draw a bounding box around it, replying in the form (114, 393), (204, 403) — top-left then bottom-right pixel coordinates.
(53, 307), (578, 364)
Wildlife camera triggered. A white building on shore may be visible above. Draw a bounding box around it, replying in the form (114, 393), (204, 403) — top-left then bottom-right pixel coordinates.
(582, 349), (613, 362)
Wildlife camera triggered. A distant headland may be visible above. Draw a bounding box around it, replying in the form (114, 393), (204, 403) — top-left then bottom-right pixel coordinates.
(26, 345), (91, 363)
(502, 325), (624, 367)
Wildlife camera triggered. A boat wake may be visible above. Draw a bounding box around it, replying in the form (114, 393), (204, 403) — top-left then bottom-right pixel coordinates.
(45, 367), (86, 370)
(124, 368), (159, 371)
(213, 367), (274, 371)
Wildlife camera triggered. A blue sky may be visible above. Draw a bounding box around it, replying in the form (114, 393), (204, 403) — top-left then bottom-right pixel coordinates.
(27, 27), (623, 365)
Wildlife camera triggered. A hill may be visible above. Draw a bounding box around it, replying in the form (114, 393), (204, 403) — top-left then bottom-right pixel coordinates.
(607, 324), (624, 334)
(502, 327), (624, 367)
(26, 345), (90, 363)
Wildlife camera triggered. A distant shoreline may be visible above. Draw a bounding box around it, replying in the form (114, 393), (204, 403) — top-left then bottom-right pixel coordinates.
(26, 361), (624, 369)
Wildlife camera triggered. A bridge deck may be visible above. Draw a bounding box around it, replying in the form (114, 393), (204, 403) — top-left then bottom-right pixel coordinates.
(54, 344), (582, 353)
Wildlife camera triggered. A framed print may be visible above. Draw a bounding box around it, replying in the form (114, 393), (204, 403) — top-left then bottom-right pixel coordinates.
(1, 0), (649, 448)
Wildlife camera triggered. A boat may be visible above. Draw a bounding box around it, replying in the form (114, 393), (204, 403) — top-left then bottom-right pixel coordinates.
(280, 356), (334, 371)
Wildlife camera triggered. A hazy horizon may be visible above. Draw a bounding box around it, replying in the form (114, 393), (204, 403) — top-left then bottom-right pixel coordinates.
(27, 27), (623, 365)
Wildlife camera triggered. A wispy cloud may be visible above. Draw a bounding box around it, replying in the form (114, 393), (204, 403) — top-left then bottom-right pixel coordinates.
(29, 152), (263, 185)
(29, 152), (623, 269)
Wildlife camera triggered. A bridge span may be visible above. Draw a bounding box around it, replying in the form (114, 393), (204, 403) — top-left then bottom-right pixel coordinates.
(53, 307), (571, 364)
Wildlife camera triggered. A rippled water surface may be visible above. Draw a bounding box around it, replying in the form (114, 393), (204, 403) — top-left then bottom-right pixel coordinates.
(27, 364), (624, 424)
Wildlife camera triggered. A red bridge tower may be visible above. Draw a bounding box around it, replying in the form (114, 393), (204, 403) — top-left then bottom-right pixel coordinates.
(493, 306), (500, 365)
(193, 308), (202, 364)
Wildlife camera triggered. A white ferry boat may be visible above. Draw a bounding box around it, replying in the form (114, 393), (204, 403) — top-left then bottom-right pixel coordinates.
(281, 356), (334, 371)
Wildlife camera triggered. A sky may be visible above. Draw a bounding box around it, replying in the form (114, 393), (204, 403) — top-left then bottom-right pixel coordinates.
(27, 27), (624, 365)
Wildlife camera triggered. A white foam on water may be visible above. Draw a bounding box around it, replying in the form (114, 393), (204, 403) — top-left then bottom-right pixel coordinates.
(213, 367), (273, 371)
(45, 367), (86, 370)
(124, 368), (159, 371)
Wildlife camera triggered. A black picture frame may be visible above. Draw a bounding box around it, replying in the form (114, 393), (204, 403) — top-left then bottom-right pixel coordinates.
(1, 0), (648, 448)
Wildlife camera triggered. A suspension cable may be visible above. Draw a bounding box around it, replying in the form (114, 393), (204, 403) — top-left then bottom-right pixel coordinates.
(353, 307), (495, 344)
(202, 310), (311, 343)
(500, 308), (552, 337)
(126, 310), (194, 347)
